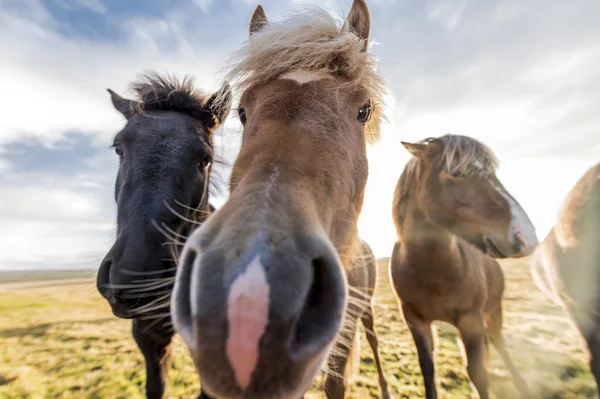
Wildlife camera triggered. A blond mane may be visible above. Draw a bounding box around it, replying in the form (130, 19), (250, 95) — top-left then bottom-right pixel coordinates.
(437, 134), (499, 178)
(219, 7), (386, 142)
(555, 162), (600, 247)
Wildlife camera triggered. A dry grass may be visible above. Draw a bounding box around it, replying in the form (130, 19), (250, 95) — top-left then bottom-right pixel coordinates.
(0, 257), (596, 398)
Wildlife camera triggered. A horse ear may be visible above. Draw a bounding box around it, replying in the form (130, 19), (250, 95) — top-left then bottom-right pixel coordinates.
(401, 141), (430, 158)
(204, 82), (232, 130)
(107, 89), (135, 119)
(249, 5), (268, 36)
(342, 0), (370, 52)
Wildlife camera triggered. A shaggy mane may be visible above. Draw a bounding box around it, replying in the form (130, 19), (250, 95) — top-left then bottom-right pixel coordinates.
(437, 134), (499, 178)
(555, 162), (600, 247)
(220, 7), (386, 142)
(130, 72), (215, 125)
(392, 134), (499, 231)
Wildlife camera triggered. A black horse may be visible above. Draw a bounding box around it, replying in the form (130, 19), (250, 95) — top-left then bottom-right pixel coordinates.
(96, 72), (232, 399)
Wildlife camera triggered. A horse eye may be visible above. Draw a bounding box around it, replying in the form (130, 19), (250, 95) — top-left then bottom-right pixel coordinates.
(198, 156), (212, 170)
(114, 144), (123, 157)
(238, 108), (247, 125)
(357, 101), (372, 124)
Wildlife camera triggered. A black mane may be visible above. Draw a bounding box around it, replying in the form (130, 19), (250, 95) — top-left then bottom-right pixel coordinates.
(130, 72), (215, 127)
(128, 72), (227, 196)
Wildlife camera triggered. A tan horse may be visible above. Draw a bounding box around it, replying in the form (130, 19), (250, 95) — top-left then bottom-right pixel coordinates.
(324, 238), (391, 399)
(171, 1), (388, 398)
(531, 161), (600, 393)
(389, 134), (538, 399)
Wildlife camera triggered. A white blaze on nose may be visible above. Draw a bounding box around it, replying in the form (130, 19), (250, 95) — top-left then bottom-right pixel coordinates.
(492, 182), (539, 255)
(226, 256), (270, 390)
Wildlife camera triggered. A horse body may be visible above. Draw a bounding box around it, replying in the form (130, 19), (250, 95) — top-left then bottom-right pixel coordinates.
(96, 73), (231, 399)
(532, 161), (600, 392)
(391, 238), (504, 324)
(390, 134), (537, 399)
(171, 1), (389, 398)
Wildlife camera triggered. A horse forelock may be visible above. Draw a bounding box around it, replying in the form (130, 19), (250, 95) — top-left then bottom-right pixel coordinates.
(437, 134), (499, 178)
(219, 6), (386, 143)
(128, 72), (214, 125)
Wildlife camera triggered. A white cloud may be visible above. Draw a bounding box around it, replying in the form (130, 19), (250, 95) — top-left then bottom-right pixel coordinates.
(0, 2), (229, 147)
(0, 157), (12, 172)
(0, 179), (115, 270)
(0, 218), (112, 270)
(426, 0), (467, 31)
(0, 186), (99, 221)
(0, 65), (122, 145)
(56, 0), (107, 14)
(193, 0), (212, 14)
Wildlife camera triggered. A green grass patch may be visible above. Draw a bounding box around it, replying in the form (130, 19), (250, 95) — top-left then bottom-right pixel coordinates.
(0, 257), (596, 398)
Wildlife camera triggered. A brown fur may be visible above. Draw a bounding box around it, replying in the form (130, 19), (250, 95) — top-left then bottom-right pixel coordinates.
(171, 2), (390, 399)
(531, 161), (600, 393)
(228, 76), (372, 266)
(390, 134), (532, 399)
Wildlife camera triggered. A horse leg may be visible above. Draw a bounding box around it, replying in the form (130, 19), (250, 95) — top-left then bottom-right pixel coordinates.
(485, 305), (530, 398)
(583, 326), (600, 394)
(456, 312), (489, 399)
(361, 305), (392, 399)
(566, 304), (600, 394)
(402, 303), (437, 399)
(132, 318), (173, 399)
(324, 318), (359, 399)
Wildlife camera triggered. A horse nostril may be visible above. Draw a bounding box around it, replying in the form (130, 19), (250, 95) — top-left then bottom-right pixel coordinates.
(306, 257), (327, 307)
(97, 257), (114, 298)
(291, 254), (346, 357)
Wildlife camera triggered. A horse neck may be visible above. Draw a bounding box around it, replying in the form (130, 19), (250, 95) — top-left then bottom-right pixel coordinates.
(399, 203), (461, 272)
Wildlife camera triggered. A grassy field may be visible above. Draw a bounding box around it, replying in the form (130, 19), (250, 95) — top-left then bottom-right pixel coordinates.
(0, 257), (597, 399)
(0, 270), (96, 284)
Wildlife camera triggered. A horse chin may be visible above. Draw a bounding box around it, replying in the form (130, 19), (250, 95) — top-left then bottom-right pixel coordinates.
(468, 235), (507, 258)
(112, 311), (136, 320)
(108, 302), (138, 320)
(107, 286), (172, 320)
(482, 237), (509, 258)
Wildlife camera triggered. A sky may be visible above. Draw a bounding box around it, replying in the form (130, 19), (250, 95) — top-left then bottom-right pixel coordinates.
(0, 0), (599, 270)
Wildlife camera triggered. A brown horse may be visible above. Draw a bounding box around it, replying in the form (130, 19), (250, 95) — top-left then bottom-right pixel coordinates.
(171, 1), (387, 398)
(531, 161), (600, 393)
(324, 239), (391, 399)
(389, 134), (538, 399)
